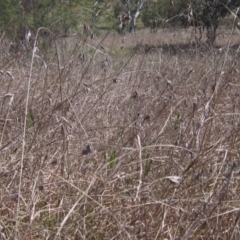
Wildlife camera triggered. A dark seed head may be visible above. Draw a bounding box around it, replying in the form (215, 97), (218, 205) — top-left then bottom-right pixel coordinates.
(131, 90), (138, 99)
(144, 115), (150, 121)
(82, 145), (91, 155)
(38, 185), (44, 191)
(51, 159), (57, 165)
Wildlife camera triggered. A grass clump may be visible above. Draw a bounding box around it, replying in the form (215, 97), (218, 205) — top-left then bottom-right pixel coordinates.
(1, 27), (240, 239)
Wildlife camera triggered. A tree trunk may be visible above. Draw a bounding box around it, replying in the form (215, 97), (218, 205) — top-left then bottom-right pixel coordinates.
(128, 0), (146, 33)
(206, 15), (219, 46)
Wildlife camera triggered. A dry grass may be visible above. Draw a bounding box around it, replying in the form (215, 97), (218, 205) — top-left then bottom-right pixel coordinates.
(1, 27), (240, 239)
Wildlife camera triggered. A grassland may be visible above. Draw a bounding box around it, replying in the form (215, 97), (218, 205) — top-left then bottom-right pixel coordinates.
(1, 26), (240, 239)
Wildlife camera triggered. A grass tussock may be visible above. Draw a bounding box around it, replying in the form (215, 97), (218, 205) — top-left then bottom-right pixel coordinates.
(1, 28), (240, 239)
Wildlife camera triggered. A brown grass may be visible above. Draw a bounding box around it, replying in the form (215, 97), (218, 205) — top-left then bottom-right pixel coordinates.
(1, 26), (240, 239)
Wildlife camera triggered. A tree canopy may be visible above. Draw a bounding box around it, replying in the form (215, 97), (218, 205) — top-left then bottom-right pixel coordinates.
(1, 0), (240, 45)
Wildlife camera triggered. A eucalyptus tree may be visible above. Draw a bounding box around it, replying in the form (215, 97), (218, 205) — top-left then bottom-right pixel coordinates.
(180, 0), (240, 45)
(118, 0), (150, 32)
(0, 0), (94, 42)
(141, 0), (240, 45)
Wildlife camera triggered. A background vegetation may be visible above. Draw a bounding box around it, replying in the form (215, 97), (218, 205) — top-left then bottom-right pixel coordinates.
(1, 0), (240, 43)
